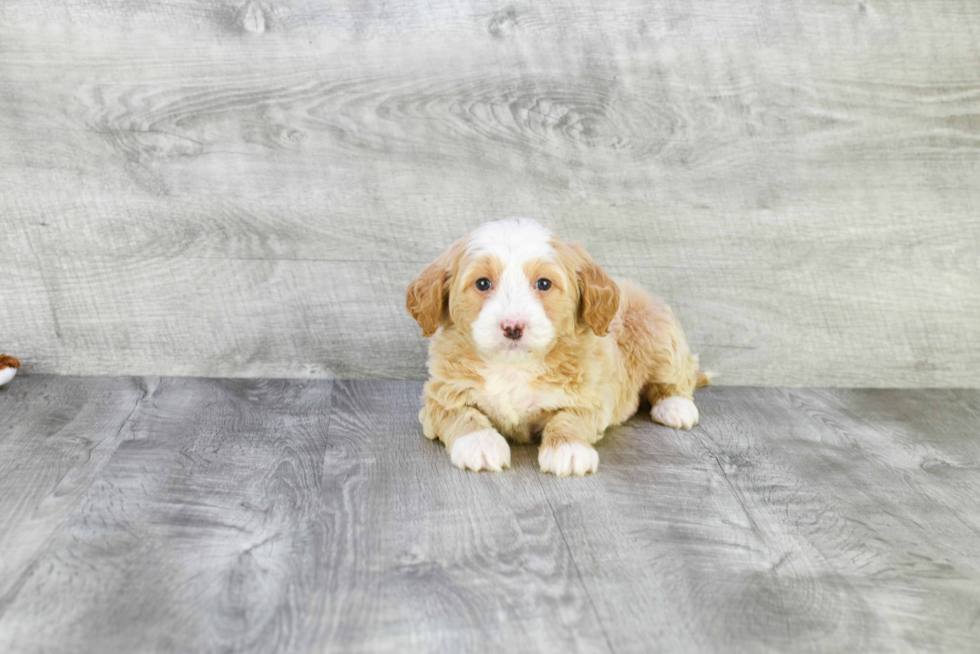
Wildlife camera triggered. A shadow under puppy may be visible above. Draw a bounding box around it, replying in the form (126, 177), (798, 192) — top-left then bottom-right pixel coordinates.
(406, 218), (711, 476)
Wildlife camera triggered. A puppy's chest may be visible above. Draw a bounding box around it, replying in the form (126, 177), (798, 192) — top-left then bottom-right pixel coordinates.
(472, 363), (565, 437)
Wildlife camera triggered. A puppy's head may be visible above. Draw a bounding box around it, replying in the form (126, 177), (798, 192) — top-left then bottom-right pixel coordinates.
(407, 219), (619, 357)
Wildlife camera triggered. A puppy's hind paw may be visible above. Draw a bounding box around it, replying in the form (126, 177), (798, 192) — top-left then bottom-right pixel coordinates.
(539, 442), (599, 477)
(450, 429), (511, 472)
(651, 396), (699, 430)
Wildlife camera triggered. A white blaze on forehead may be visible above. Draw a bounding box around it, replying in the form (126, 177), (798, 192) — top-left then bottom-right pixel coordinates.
(466, 218), (556, 263)
(466, 218), (557, 355)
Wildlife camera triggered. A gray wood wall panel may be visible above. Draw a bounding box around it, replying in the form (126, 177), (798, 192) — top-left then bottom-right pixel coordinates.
(1, 1), (978, 386)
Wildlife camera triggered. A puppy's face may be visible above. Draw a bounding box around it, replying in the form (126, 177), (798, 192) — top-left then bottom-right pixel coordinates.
(451, 220), (573, 356)
(407, 219), (619, 358)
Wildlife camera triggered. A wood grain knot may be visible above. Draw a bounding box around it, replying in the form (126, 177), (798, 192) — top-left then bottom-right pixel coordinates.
(238, 1), (266, 34)
(720, 569), (863, 646)
(488, 7), (519, 38)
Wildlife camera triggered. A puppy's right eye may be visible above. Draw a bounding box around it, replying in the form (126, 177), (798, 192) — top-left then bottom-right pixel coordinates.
(475, 278), (492, 292)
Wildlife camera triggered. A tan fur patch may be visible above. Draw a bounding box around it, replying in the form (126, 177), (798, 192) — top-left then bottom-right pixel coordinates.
(522, 259), (575, 329)
(0, 355), (21, 370)
(448, 253), (501, 329)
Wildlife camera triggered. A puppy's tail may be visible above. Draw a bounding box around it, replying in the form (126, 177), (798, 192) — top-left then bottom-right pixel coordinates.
(696, 371), (718, 388)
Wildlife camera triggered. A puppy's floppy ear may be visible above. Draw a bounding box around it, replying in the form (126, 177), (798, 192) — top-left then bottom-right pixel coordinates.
(408, 241), (465, 337)
(573, 244), (620, 337)
(406, 256), (449, 337)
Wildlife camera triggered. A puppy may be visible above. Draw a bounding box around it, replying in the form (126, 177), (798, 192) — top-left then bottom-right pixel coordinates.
(406, 218), (710, 476)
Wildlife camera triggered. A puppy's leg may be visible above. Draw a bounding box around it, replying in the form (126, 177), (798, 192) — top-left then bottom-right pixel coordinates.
(643, 323), (701, 431)
(420, 401), (510, 472)
(614, 282), (701, 430)
(646, 366), (700, 430)
(538, 410), (601, 477)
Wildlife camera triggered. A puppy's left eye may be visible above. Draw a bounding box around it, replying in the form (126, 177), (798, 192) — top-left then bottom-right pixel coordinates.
(535, 278), (552, 291)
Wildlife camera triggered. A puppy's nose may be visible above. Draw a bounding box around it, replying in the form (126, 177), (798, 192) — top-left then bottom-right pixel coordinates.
(501, 320), (525, 340)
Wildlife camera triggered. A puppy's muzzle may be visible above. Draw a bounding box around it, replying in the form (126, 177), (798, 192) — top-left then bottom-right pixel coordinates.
(501, 320), (524, 340)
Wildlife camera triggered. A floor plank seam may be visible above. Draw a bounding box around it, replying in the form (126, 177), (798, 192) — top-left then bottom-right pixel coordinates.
(0, 376), (160, 621)
(112, 376), (161, 444)
(533, 472), (618, 654)
(704, 448), (767, 544)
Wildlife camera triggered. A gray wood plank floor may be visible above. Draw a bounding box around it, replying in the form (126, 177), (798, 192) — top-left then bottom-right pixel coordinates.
(1, 375), (978, 653)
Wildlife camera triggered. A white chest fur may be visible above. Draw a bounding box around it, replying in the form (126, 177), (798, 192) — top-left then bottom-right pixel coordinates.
(472, 360), (564, 434)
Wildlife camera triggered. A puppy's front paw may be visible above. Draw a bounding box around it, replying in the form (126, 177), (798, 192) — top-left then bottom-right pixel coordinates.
(538, 442), (599, 477)
(651, 396), (699, 430)
(450, 429), (511, 472)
